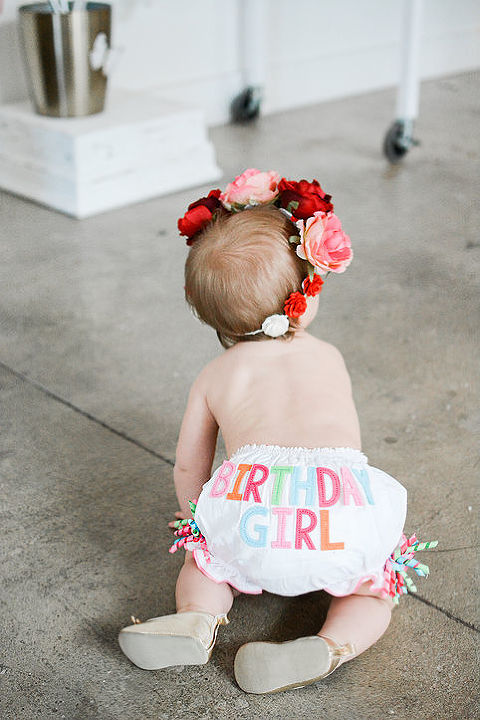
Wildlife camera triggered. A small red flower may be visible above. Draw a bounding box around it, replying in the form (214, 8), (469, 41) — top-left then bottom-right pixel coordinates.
(284, 291), (307, 318)
(277, 179), (333, 220)
(178, 189), (222, 244)
(302, 274), (324, 297)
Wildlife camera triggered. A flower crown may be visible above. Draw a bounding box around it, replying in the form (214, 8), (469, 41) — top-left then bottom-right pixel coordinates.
(178, 168), (352, 338)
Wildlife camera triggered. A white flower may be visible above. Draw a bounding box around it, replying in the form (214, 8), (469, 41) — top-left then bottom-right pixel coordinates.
(261, 314), (290, 338)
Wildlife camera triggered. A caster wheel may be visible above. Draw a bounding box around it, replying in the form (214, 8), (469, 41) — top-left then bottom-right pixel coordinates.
(383, 121), (409, 163)
(231, 86), (262, 123)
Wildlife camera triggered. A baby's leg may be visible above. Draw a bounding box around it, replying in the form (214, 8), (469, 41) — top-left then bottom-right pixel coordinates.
(176, 551), (235, 616)
(319, 581), (393, 660)
(234, 581), (393, 693)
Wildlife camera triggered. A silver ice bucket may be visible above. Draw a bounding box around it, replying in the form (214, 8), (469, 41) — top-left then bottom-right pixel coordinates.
(18, 2), (111, 118)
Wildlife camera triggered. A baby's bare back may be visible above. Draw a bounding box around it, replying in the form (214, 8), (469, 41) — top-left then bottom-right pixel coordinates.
(204, 332), (361, 457)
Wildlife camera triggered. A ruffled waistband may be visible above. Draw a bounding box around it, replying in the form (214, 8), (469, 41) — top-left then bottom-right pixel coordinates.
(229, 443), (368, 466)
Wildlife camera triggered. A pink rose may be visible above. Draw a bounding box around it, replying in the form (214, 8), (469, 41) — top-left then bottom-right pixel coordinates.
(296, 211), (352, 274)
(220, 168), (280, 210)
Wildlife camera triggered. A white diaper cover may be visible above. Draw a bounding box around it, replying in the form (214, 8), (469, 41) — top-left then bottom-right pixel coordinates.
(184, 444), (407, 597)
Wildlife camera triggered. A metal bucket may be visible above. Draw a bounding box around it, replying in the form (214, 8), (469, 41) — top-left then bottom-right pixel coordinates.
(18, 3), (111, 118)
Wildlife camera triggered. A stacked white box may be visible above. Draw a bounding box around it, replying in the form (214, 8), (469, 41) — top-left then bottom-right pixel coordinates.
(0, 91), (221, 218)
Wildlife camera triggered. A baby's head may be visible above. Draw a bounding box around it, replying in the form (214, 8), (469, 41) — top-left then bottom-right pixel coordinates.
(185, 205), (308, 347)
(179, 169), (352, 347)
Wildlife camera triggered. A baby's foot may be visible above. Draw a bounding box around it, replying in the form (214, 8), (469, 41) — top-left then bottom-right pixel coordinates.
(234, 635), (355, 694)
(118, 611), (229, 670)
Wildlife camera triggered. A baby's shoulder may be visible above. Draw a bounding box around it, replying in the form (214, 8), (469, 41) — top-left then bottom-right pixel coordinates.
(193, 336), (347, 389)
(192, 349), (240, 388)
(303, 334), (346, 362)
(189, 348), (250, 406)
(300, 336), (351, 384)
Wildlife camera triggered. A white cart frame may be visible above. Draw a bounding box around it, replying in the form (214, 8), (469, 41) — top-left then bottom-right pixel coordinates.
(232, 0), (424, 163)
(383, 0), (424, 162)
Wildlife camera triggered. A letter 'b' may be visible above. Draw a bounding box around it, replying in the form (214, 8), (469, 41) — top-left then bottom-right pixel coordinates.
(209, 461), (235, 497)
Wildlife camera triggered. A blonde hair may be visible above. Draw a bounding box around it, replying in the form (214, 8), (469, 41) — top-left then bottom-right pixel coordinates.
(184, 205), (307, 348)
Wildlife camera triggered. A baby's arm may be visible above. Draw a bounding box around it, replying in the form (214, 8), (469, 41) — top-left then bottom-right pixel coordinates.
(173, 369), (236, 617)
(174, 369), (218, 517)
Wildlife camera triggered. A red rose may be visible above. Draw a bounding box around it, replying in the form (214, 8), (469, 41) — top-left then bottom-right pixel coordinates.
(178, 189), (222, 244)
(302, 274), (324, 297)
(284, 291), (307, 318)
(277, 179), (333, 220)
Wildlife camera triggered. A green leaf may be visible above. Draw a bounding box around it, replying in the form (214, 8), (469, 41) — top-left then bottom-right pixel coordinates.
(308, 264), (315, 281)
(287, 200), (299, 213)
(288, 235), (299, 245)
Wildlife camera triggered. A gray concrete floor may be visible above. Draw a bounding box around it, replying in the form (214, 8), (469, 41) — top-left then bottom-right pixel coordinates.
(1, 71), (479, 720)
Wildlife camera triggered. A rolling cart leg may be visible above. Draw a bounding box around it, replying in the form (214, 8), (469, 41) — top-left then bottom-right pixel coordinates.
(230, 0), (267, 122)
(384, 0), (423, 162)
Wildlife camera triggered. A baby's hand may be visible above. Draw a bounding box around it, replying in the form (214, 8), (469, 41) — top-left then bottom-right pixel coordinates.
(168, 510), (188, 529)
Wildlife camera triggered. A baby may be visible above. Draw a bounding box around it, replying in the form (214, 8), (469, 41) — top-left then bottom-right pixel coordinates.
(119, 170), (436, 694)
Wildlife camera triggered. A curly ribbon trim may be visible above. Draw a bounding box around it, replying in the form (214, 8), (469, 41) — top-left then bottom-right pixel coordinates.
(168, 509), (437, 599)
(384, 534), (438, 604)
(168, 500), (210, 562)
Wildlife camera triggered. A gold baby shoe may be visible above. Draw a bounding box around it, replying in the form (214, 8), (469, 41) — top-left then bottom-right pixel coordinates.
(234, 634), (355, 694)
(118, 611), (229, 670)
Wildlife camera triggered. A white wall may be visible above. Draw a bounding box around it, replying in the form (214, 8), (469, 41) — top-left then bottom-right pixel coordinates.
(1, 0), (479, 124)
